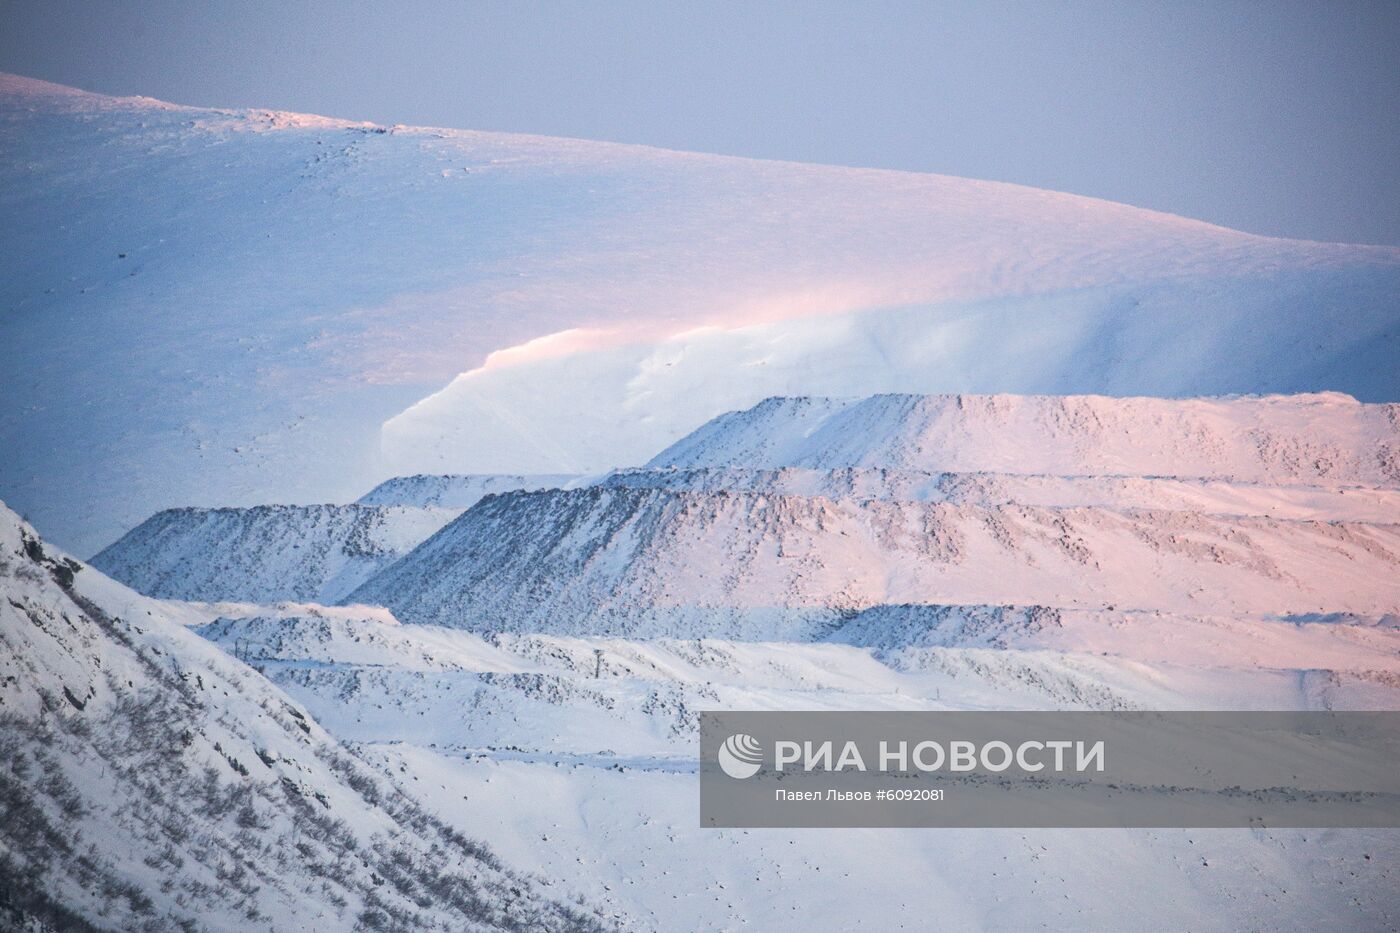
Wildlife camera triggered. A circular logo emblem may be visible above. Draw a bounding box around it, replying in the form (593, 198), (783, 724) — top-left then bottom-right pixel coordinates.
(717, 733), (763, 779)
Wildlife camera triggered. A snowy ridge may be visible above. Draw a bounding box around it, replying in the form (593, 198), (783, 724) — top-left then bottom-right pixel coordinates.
(195, 607), (509, 674)
(823, 602), (1400, 667)
(357, 473), (580, 508)
(91, 504), (458, 603)
(0, 501), (614, 931)
(199, 604), (1400, 711)
(348, 485), (1400, 636)
(91, 393), (1400, 620)
(10, 375), (1398, 926)
(649, 392), (1400, 482)
(346, 392), (1400, 638)
(599, 465), (1400, 521)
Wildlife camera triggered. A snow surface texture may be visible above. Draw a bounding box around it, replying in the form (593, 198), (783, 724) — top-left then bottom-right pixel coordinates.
(90, 475), (585, 604)
(648, 392), (1400, 481)
(193, 602), (1400, 930)
(600, 466), (1400, 521)
(0, 502), (616, 931)
(357, 473), (580, 509)
(353, 486), (1400, 636)
(3, 73), (1399, 554)
(350, 393), (1400, 637)
(89, 504), (459, 603)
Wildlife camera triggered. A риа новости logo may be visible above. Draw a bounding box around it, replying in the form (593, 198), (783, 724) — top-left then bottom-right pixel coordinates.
(718, 733), (764, 779)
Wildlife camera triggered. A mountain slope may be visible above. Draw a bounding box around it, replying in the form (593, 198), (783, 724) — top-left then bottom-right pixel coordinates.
(598, 466), (1400, 521)
(649, 392), (1400, 481)
(357, 474), (579, 509)
(90, 504), (458, 603)
(0, 501), (614, 930)
(191, 597), (1400, 930)
(349, 393), (1400, 638)
(348, 486), (1400, 637)
(2, 73), (1398, 553)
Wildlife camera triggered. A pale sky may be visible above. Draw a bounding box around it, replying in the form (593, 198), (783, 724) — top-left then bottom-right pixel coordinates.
(3, 0), (1398, 245)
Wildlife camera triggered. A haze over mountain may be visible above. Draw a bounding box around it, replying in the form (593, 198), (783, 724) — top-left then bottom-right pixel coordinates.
(3, 73), (1398, 555)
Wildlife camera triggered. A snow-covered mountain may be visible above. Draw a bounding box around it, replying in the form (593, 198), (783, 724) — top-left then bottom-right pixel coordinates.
(0, 501), (614, 931)
(9, 374), (1399, 927)
(348, 393), (1400, 637)
(358, 473), (580, 509)
(6, 70), (1400, 931)
(82, 392), (1400, 630)
(90, 504), (458, 603)
(3, 73), (1398, 554)
(90, 476), (585, 604)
